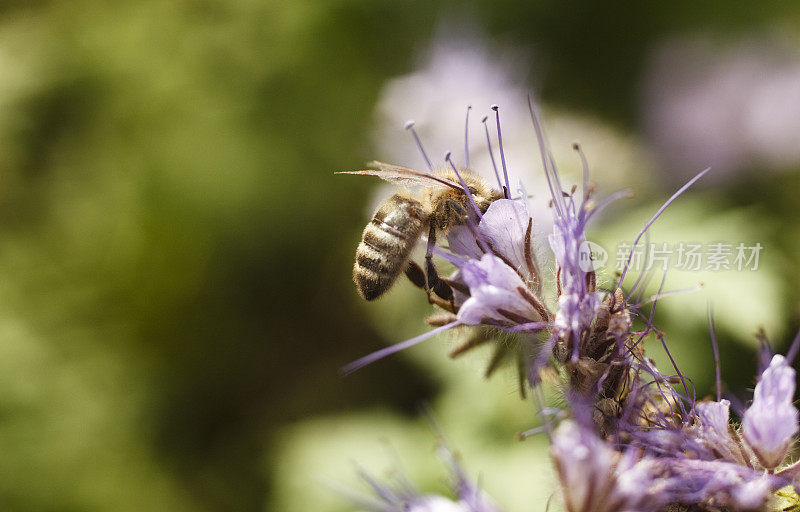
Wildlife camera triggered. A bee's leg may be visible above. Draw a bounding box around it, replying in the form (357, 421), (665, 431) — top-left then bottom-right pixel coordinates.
(409, 259), (455, 312)
(404, 260), (427, 290)
(428, 293), (456, 312)
(424, 224), (454, 304)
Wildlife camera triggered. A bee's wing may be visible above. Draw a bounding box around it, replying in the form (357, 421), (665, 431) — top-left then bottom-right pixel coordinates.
(336, 161), (461, 190)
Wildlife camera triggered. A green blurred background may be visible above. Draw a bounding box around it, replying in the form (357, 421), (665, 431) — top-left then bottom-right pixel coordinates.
(0, 1), (798, 511)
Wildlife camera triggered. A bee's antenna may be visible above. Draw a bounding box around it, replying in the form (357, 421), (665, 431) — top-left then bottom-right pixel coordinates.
(481, 115), (503, 192)
(464, 104), (472, 169)
(404, 120), (433, 171)
(445, 152), (483, 221)
(491, 105), (511, 199)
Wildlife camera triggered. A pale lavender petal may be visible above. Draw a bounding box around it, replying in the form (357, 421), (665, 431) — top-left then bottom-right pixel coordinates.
(446, 268), (471, 308)
(461, 253), (522, 291)
(551, 421), (614, 512)
(694, 399), (744, 464)
(696, 399), (730, 433)
(457, 254), (543, 326)
(447, 225), (482, 260)
(742, 354), (799, 469)
(475, 199), (536, 282)
(547, 229), (566, 267)
(614, 458), (667, 511)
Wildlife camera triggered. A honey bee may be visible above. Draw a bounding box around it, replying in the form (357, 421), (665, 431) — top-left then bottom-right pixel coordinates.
(339, 161), (503, 303)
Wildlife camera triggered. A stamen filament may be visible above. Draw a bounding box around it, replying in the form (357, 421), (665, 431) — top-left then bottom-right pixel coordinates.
(491, 105), (511, 199)
(618, 167), (710, 286)
(482, 115), (503, 191)
(464, 104), (471, 169)
(342, 321), (460, 375)
(404, 120), (433, 171)
(708, 305), (722, 402)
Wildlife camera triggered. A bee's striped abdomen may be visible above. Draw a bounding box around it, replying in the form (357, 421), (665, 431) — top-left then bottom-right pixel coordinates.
(353, 194), (427, 300)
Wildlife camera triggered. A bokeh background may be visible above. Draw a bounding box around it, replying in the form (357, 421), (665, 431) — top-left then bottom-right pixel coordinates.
(0, 1), (799, 511)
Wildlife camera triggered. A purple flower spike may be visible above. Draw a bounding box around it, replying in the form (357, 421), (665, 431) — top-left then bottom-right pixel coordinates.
(546, 188), (602, 360)
(742, 354), (799, 469)
(550, 217), (602, 343)
(457, 254), (546, 328)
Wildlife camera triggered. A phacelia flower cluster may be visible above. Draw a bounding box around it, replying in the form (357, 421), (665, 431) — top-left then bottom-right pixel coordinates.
(342, 99), (800, 512)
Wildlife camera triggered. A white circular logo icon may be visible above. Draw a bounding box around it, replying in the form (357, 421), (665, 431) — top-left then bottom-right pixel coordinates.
(578, 241), (608, 272)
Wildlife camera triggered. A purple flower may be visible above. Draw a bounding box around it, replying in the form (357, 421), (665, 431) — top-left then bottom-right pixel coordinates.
(613, 353), (798, 509)
(659, 458), (781, 511)
(547, 201), (601, 361)
(444, 198), (550, 331)
(643, 36), (800, 182)
(527, 99), (613, 364)
(551, 420), (667, 512)
(742, 354), (799, 469)
(696, 399), (730, 434)
(447, 198), (542, 289)
(692, 399), (747, 465)
(341, 96), (800, 512)
(457, 253), (546, 327)
(470, 199), (540, 288)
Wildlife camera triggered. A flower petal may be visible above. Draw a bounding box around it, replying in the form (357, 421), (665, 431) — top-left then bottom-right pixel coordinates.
(447, 225), (483, 261)
(694, 399), (744, 465)
(742, 354), (799, 469)
(551, 421), (665, 512)
(476, 199), (537, 282)
(457, 254), (543, 326)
